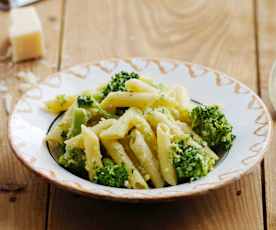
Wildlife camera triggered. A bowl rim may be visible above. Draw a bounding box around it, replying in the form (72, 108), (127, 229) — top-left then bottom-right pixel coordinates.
(8, 57), (273, 202)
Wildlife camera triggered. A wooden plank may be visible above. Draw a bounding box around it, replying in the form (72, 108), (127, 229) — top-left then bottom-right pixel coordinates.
(256, 0), (276, 229)
(0, 1), (62, 229)
(48, 0), (263, 229)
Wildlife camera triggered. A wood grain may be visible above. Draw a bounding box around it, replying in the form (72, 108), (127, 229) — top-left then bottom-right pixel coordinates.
(0, 1), (62, 229)
(256, 0), (276, 229)
(47, 1), (264, 230)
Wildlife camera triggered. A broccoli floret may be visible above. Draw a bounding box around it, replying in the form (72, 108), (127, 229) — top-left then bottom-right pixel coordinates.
(190, 105), (235, 152)
(77, 93), (114, 118)
(101, 71), (140, 98)
(172, 137), (216, 182)
(96, 71), (140, 115)
(77, 95), (94, 108)
(95, 158), (128, 188)
(58, 147), (87, 177)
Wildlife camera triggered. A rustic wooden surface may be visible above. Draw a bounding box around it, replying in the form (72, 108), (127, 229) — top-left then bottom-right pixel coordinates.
(0, 0), (274, 229)
(0, 0), (62, 229)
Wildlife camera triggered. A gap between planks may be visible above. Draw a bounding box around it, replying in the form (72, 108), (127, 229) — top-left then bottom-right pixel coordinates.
(253, 0), (267, 229)
(44, 0), (67, 230)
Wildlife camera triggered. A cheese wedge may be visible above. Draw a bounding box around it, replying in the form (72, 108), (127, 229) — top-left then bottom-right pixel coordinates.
(9, 7), (45, 62)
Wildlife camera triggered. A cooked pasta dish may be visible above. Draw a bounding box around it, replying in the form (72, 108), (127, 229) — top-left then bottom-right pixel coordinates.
(45, 71), (235, 189)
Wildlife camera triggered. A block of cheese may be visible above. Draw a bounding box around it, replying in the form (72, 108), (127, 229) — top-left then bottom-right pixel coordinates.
(9, 7), (45, 62)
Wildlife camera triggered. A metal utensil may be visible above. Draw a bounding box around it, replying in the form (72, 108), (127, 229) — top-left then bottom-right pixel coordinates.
(269, 61), (276, 112)
(0, 0), (41, 11)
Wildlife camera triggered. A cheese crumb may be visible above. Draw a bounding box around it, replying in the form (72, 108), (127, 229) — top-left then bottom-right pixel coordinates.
(16, 71), (38, 85)
(16, 71), (39, 92)
(9, 7), (45, 62)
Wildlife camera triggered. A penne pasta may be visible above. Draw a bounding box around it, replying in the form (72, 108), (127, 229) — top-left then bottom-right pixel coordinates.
(65, 133), (84, 149)
(45, 95), (76, 114)
(82, 125), (103, 180)
(46, 102), (77, 144)
(100, 92), (158, 110)
(168, 85), (190, 108)
(58, 101), (77, 130)
(144, 110), (183, 136)
(157, 123), (177, 185)
(167, 108), (180, 120)
(152, 88), (191, 123)
(125, 79), (159, 93)
(121, 137), (151, 181)
(65, 119), (116, 149)
(46, 124), (65, 144)
(101, 139), (148, 189)
(100, 108), (157, 152)
(90, 119), (116, 136)
(129, 129), (165, 188)
(154, 94), (179, 109)
(100, 108), (136, 140)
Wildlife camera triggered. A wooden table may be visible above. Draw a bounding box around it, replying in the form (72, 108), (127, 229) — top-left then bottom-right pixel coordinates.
(0, 0), (275, 229)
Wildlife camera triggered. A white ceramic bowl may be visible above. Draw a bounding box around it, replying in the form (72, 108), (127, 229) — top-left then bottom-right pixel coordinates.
(8, 58), (272, 202)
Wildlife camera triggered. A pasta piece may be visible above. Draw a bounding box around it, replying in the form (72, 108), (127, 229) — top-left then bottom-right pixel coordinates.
(46, 124), (64, 144)
(65, 134), (84, 149)
(100, 92), (158, 110)
(154, 93), (179, 109)
(100, 108), (157, 152)
(176, 121), (219, 160)
(46, 102), (77, 144)
(139, 77), (169, 92)
(157, 123), (177, 185)
(65, 119), (116, 149)
(144, 110), (183, 136)
(102, 139), (148, 189)
(129, 129), (165, 188)
(125, 79), (159, 93)
(178, 108), (191, 123)
(82, 125), (103, 180)
(58, 101), (77, 130)
(169, 86), (192, 122)
(151, 88), (191, 123)
(167, 108), (180, 120)
(121, 137), (151, 181)
(100, 108), (135, 140)
(90, 119), (116, 136)
(134, 115), (157, 153)
(45, 95), (76, 114)
(168, 86), (190, 108)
